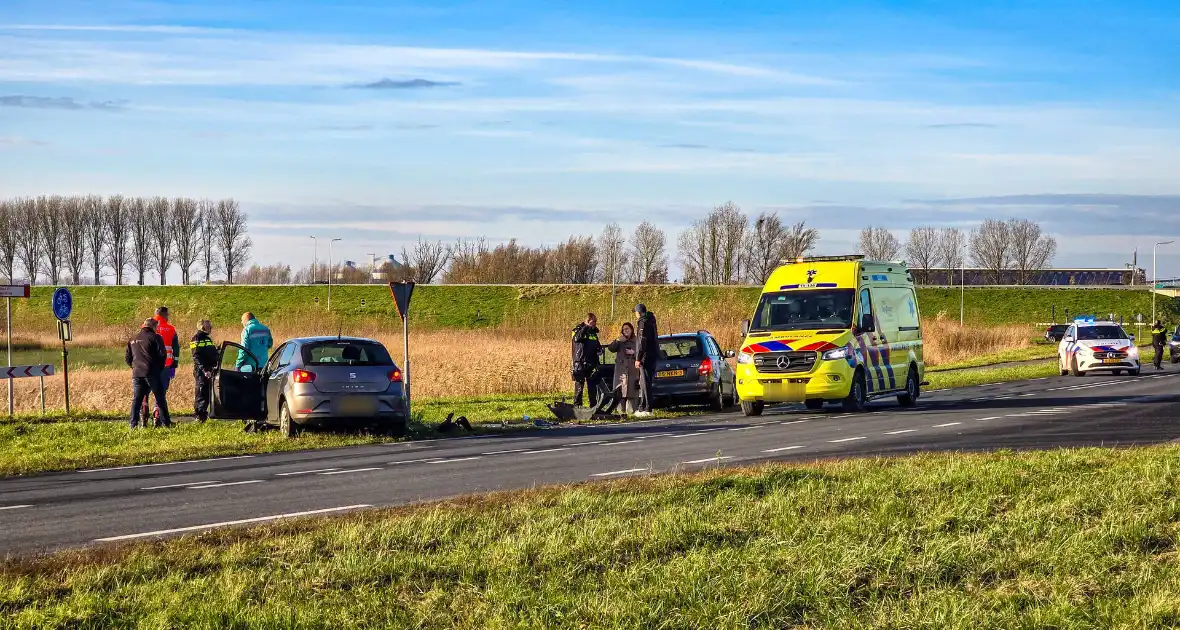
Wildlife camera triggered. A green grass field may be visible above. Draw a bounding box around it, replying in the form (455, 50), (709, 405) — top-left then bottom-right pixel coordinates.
(5, 446), (1180, 628)
(7, 284), (1177, 334)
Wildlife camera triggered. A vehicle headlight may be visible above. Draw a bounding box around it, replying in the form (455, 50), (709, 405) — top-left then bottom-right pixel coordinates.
(1170, 340), (1180, 347)
(822, 346), (851, 361)
(1076, 346), (1092, 355)
(737, 351), (754, 365)
(1128, 346), (1140, 359)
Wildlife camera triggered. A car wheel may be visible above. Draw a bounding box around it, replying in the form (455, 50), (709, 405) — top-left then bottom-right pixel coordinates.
(1128, 367), (1141, 376)
(842, 370), (867, 413)
(804, 399), (824, 411)
(725, 378), (738, 408)
(384, 417), (408, 438)
(897, 367), (919, 407)
(1070, 356), (1084, 377)
(740, 400), (764, 417)
(1171, 355), (1179, 364)
(1059, 356), (1069, 376)
(709, 384), (725, 412)
(279, 401), (299, 438)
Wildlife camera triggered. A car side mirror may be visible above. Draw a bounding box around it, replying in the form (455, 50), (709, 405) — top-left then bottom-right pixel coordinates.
(724, 350), (736, 358)
(859, 313), (875, 333)
(1063, 336), (1074, 343)
(1129, 334), (1135, 341)
(740, 319), (750, 337)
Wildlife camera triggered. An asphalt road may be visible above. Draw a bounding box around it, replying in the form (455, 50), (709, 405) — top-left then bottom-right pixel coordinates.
(2, 370), (1179, 556)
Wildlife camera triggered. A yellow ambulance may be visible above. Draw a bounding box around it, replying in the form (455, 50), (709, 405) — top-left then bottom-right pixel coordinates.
(735, 255), (925, 415)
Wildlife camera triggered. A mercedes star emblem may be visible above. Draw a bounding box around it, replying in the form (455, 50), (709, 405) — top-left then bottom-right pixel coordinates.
(775, 355), (792, 369)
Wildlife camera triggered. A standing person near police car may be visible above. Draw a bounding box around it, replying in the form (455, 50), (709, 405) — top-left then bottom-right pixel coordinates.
(571, 313), (601, 407)
(634, 304), (659, 417)
(126, 318), (172, 428)
(237, 312), (273, 371)
(190, 319), (218, 422)
(152, 306), (180, 391)
(1152, 320), (1167, 370)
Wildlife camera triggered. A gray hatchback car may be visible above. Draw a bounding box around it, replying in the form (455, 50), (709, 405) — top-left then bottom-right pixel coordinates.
(209, 336), (408, 437)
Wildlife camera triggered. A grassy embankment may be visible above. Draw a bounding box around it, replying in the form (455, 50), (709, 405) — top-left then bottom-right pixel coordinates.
(5, 446), (1180, 628)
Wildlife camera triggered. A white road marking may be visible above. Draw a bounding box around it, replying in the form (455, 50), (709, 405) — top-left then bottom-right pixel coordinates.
(275, 468), (341, 476)
(932, 422), (962, 428)
(187, 480), (265, 489)
(728, 426), (757, 431)
(521, 448), (571, 455)
(1019, 393), (1036, 397)
(762, 446), (805, 453)
(0, 505), (33, 511)
(318, 468), (382, 476)
(481, 449), (529, 455)
(635, 433), (672, 439)
(884, 429), (916, 435)
(977, 416), (1002, 421)
(78, 455), (255, 473)
(781, 420), (810, 425)
(681, 456), (733, 465)
(388, 458), (443, 465)
(829, 436), (866, 443)
(591, 468), (648, 477)
(609, 440), (645, 445)
(669, 432), (709, 439)
(94, 505), (373, 542)
(566, 441), (606, 446)
(141, 480), (221, 490)
(428, 457), (482, 464)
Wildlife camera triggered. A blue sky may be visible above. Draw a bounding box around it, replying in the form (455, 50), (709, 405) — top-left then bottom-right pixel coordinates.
(1, 0), (1178, 279)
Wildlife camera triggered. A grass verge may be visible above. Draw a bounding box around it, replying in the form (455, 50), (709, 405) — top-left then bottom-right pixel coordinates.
(5, 446), (1180, 628)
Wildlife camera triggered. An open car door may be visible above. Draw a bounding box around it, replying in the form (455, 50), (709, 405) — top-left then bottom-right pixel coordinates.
(211, 341), (265, 420)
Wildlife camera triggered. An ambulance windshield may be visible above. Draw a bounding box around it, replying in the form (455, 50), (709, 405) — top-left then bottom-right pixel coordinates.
(750, 289), (855, 332)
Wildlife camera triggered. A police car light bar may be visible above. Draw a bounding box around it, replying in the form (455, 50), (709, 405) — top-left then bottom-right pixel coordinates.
(780, 255), (866, 264)
(1074, 315), (1096, 323)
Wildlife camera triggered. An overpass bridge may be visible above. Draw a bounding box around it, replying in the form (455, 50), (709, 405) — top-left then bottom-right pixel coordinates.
(1153, 278), (1180, 298)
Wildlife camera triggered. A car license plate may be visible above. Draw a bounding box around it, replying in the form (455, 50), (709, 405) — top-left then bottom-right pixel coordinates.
(337, 396), (377, 416)
(657, 369), (685, 378)
(1103, 358), (1121, 364)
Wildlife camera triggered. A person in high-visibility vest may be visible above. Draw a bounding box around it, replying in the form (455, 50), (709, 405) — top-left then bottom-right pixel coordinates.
(190, 319), (218, 422)
(141, 306), (180, 426)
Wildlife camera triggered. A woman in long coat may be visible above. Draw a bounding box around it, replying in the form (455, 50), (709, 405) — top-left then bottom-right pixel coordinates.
(607, 322), (642, 415)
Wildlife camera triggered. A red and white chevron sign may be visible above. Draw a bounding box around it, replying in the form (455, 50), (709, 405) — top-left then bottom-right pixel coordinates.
(2, 365), (54, 379)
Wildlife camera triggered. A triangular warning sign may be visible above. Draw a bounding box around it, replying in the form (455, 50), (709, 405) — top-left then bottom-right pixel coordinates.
(389, 281), (415, 320)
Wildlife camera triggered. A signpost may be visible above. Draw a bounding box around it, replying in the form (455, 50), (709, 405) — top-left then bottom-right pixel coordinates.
(52, 287), (72, 414)
(389, 282), (415, 415)
(2, 284), (31, 416)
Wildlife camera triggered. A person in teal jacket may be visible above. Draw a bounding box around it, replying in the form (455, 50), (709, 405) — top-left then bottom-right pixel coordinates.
(237, 312), (273, 371)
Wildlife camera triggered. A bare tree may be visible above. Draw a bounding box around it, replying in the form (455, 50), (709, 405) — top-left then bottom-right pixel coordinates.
(105, 195), (130, 285)
(744, 212), (786, 284)
(237, 264), (293, 284)
(61, 196), (89, 284)
(400, 238), (451, 284)
(596, 223), (627, 285)
(969, 218), (1011, 283)
(780, 220), (820, 263)
(36, 195), (68, 284)
(145, 196), (174, 284)
(628, 221), (668, 284)
(547, 236), (598, 284)
(857, 226), (901, 261)
(128, 197), (152, 285)
(0, 200), (16, 282)
(83, 195), (107, 284)
(197, 199), (220, 283)
(1008, 218), (1057, 284)
(904, 226), (939, 278)
(15, 198), (41, 284)
(935, 227), (966, 285)
(171, 197), (203, 284)
(679, 201), (747, 284)
(214, 198), (251, 284)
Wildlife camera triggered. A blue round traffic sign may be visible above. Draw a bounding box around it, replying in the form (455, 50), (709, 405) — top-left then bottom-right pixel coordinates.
(52, 287), (72, 321)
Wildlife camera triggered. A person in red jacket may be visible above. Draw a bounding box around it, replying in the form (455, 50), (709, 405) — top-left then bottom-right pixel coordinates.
(144, 306), (180, 425)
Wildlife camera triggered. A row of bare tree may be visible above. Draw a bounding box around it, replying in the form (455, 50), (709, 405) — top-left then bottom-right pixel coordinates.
(677, 202), (821, 284)
(859, 218), (1058, 284)
(0, 196), (252, 285)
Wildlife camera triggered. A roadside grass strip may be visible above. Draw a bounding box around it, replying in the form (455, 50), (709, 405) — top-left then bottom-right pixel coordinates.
(6, 447), (1180, 627)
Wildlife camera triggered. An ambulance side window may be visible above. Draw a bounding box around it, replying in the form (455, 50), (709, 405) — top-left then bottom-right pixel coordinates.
(858, 288), (875, 332)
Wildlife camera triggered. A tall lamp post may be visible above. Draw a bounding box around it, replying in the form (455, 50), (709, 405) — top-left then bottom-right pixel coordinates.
(959, 242), (967, 327)
(328, 238), (342, 311)
(1153, 240), (1174, 324)
(309, 236), (318, 284)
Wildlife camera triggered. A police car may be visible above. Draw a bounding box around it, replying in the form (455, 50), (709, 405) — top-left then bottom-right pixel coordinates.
(1057, 317), (1140, 377)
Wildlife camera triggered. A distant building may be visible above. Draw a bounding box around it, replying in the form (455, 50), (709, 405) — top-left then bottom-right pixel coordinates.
(911, 267), (1148, 287)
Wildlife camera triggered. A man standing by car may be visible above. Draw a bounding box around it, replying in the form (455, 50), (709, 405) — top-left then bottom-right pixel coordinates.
(571, 313), (601, 407)
(634, 304), (659, 417)
(237, 312), (273, 371)
(126, 318), (172, 428)
(152, 306), (180, 393)
(1152, 320), (1167, 370)
(190, 319), (218, 422)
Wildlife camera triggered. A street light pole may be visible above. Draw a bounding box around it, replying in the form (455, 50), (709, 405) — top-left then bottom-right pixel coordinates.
(1153, 241), (1174, 324)
(328, 238), (342, 311)
(959, 242), (966, 327)
(309, 236), (318, 284)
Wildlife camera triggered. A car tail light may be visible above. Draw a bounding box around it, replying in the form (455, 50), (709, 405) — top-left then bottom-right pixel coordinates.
(389, 368), (403, 383)
(292, 369), (316, 383)
(698, 358), (713, 375)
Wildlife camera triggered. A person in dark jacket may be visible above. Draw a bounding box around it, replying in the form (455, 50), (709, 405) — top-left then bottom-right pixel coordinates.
(571, 313), (601, 407)
(125, 319), (172, 428)
(1152, 320), (1167, 370)
(634, 304), (659, 416)
(190, 319), (218, 422)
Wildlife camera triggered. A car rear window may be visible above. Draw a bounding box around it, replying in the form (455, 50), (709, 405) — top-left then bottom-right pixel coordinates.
(302, 341), (394, 366)
(660, 338), (702, 359)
